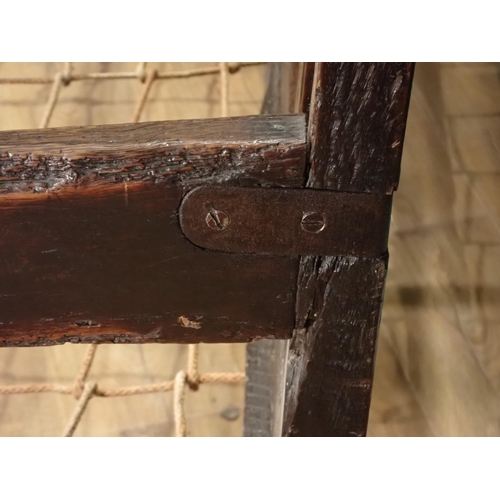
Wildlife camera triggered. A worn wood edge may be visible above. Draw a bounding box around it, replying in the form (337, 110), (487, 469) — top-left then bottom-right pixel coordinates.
(0, 323), (289, 348)
(0, 115), (306, 152)
(0, 114), (306, 194)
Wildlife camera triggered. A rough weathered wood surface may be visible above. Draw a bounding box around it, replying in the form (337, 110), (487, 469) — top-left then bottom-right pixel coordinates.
(306, 63), (412, 195)
(283, 63), (414, 436)
(0, 114), (307, 346)
(0, 115), (306, 193)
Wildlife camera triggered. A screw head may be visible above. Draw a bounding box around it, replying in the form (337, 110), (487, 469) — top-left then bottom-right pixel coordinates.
(205, 209), (230, 230)
(301, 212), (326, 233)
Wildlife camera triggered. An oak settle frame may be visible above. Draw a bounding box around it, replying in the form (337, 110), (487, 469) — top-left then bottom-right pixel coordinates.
(0, 63), (414, 436)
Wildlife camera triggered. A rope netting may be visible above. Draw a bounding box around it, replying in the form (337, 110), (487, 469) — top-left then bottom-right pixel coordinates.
(0, 62), (266, 436)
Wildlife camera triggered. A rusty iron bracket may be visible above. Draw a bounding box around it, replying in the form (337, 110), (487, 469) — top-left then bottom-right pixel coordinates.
(179, 186), (392, 257)
(179, 186), (392, 258)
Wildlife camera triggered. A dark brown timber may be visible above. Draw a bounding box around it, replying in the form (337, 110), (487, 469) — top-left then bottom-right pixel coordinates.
(283, 63), (414, 436)
(0, 115), (306, 193)
(0, 115), (306, 346)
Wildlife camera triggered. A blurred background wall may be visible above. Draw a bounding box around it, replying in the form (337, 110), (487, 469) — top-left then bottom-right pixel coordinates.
(368, 62), (500, 436)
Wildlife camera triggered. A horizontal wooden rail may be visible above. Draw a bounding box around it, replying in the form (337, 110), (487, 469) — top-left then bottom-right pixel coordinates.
(0, 115), (306, 346)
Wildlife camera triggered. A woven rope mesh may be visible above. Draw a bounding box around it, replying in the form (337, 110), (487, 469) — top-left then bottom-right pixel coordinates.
(0, 62), (267, 436)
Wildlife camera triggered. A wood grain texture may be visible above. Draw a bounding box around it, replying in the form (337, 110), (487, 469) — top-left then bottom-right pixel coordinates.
(306, 62), (413, 195)
(283, 63), (414, 436)
(0, 114), (307, 346)
(286, 254), (388, 435)
(0, 114), (306, 193)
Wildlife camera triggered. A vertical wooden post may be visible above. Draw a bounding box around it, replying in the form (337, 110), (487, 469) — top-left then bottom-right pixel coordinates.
(283, 62), (414, 436)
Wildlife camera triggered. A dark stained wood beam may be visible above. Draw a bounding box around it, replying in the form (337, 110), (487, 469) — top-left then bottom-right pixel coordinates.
(283, 63), (414, 436)
(0, 115), (306, 347)
(0, 115), (306, 193)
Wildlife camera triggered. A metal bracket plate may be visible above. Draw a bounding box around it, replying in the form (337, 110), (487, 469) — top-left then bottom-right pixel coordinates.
(179, 186), (392, 258)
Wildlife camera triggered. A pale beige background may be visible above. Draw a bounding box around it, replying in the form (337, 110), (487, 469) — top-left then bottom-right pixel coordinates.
(368, 63), (500, 436)
(0, 62), (498, 436)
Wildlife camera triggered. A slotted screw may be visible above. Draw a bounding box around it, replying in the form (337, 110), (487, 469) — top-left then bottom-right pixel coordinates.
(205, 209), (230, 230)
(301, 212), (326, 233)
